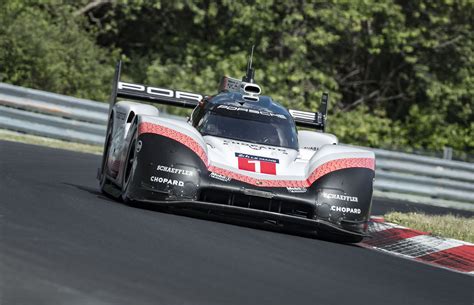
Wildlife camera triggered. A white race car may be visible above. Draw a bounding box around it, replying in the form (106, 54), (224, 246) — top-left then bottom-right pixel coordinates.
(98, 60), (375, 243)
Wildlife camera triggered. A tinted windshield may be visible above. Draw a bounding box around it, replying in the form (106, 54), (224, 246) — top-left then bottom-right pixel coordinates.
(197, 108), (298, 149)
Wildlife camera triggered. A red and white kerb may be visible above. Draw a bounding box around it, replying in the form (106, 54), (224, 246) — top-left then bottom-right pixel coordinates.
(138, 122), (375, 187)
(363, 218), (474, 274)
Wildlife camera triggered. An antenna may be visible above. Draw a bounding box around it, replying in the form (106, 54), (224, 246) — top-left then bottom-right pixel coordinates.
(319, 93), (329, 132)
(242, 45), (255, 83)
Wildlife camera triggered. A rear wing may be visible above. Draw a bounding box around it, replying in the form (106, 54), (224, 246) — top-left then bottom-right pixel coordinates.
(289, 93), (329, 132)
(108, 61), (328, 131)
(108, 61), (203, 116)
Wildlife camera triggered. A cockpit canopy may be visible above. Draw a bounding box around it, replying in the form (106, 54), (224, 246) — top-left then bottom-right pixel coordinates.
(192, 94), (298, 150)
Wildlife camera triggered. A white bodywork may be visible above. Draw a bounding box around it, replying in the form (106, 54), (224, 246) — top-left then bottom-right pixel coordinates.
(106, 101), (375, 186)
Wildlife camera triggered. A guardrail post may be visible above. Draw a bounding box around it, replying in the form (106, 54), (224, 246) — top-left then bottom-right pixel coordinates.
(443, 147), (453, 160)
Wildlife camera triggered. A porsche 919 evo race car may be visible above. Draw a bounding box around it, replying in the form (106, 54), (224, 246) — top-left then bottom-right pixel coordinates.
(98, 59), (375, 243)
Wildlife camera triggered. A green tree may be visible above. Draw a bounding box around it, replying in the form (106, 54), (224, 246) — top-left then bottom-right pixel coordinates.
(2, 0), (472, 154)
(0, 1), (116, 101)
(97, 0), (471, 152)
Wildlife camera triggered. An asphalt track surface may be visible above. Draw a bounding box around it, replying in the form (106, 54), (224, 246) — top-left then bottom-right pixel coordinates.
(1, 140), (472, 305)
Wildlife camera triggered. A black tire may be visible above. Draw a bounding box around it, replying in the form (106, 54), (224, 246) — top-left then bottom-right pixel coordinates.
(121, 123), (138, 204)
(99, 116), (114, 194)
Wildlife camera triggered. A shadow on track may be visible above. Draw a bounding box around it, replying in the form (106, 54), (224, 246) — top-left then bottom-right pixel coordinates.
(63, 182), (363, 246)
(62, 182), (118, 203)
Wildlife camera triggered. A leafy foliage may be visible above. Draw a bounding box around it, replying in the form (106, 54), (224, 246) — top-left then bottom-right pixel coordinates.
(0, 1), (115, 101)
(0, 0), (472, 154)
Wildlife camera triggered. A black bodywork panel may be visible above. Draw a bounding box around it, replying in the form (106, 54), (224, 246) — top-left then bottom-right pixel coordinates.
(124, 133), (374, 237)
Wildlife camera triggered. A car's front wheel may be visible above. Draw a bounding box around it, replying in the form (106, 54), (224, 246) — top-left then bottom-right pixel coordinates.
(121, 123), (138, 204)
(99, 116), (114, 194)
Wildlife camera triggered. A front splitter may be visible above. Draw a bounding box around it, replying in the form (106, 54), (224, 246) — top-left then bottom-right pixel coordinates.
(137, 199), (369, 237)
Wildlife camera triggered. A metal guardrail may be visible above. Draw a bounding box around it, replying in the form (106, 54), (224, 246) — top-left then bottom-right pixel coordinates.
(0, 82), (473, 211)
(0, 82), (108, 145)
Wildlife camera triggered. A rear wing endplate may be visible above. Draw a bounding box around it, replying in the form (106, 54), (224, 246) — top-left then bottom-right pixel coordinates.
(108, 61), (203, 114)
(288, 93), (328, 132)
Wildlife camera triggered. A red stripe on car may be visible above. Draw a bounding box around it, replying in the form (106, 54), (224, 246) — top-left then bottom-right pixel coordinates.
(138, 122), (208, 165)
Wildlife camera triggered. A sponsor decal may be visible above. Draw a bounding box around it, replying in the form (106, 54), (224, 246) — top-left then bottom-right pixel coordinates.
(116, 111), (126, 121)
(235, 153), (278, 175)
(286, 187), (307, 193)
(242, 188), (274, 198)
(118, 81), (203, 103)
(322, 192), (358, 202)
(156, 165), (193, 176)
(330, 206), (362, 214)
(210, 172), (232, 182)
(222, 139), (288, 154)
(150, 176), (184, 186)
(216, 105), (287, 120)
(235, 153), (279, 163)
(220, 76), (240, 92)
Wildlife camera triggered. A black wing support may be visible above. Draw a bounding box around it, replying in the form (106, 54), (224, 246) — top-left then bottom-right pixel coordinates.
(109, 60), (203, 111)
(289, 93), (329, 132)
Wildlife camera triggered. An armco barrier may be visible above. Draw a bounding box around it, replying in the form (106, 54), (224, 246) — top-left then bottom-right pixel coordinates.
(1, 82), (473, 211)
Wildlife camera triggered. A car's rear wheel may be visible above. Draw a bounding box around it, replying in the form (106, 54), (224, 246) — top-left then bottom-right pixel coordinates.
(121, 124), (138, 204)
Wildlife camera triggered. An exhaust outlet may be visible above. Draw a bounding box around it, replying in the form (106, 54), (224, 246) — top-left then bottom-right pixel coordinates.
(242, 83), (261, 95)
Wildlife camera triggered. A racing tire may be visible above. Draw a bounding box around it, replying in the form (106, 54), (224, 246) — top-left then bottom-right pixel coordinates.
(99, 115), (114, 194)
(121, 122), (138, 204)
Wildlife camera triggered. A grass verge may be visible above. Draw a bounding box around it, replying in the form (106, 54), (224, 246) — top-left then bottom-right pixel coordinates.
(384, 212), (474, 243)
(0, 129), (102, 155)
